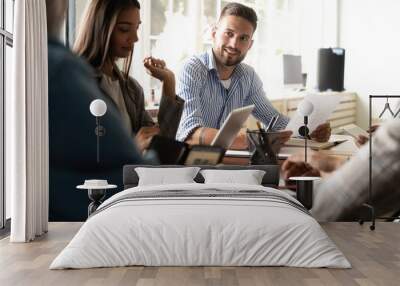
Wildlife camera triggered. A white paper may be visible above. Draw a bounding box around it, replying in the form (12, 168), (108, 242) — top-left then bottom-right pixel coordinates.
(225, 150), (291, 160)
(286, 93), (341, 136)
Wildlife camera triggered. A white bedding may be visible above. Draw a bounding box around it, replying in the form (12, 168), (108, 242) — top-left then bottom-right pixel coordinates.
(50, 183), (350, 269)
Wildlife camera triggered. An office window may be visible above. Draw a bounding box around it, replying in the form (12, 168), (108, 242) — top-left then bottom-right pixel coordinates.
(141, 0), (338, 103)
(69, 0), (338, 105)
(5, 0), (13, 33)
(149, 0), (217, 71)
(67, 0), (88, 47)
(4, 43), (11, 220)
(0, 35), (3, 231)
(1, 0), (14, 230)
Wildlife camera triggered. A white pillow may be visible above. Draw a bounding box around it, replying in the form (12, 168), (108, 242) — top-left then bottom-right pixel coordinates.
(200, 169), (266, 185)
(135, 167), (200, 186)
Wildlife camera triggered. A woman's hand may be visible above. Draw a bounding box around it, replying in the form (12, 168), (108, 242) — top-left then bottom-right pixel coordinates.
(135, 126), (160, 152)
(143, 57), (173, 82)
(143, 57), (176, 99)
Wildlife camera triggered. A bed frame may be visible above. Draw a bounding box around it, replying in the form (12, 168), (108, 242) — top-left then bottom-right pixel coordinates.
(123, 165), (280, 189)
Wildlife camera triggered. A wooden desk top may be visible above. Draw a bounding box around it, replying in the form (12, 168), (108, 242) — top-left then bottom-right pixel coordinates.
(223, 134), (359, 165)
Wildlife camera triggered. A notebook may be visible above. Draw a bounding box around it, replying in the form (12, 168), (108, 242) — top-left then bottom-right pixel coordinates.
(285, 137), (347, 150)
(339, 124), (369, 139)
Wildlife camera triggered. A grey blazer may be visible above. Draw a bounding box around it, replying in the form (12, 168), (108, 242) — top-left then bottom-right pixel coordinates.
(311, 119), (400, 221)
(95, 68), (184, 139)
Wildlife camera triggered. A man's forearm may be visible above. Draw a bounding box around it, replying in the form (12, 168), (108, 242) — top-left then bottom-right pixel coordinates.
(185, 127), (248, 149)
(185, 127), (218, 145)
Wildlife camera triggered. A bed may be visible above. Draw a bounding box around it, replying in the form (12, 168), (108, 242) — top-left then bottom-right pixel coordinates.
(50, 165), (350, 269)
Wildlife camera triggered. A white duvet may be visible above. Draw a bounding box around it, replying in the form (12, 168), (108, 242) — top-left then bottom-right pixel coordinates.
(50, 183), (350, 269)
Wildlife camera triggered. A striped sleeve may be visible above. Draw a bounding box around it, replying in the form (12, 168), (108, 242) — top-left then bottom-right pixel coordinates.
(175, 57), (206, 141)
(246, 69), (289, 130)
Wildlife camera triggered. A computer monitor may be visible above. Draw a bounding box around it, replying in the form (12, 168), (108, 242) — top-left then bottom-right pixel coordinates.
(283, 54), (304, 89)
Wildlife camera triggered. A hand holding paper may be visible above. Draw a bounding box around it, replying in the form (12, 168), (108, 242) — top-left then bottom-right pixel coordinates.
(286, 93), (341, 138)
(310, 122), (332, 142)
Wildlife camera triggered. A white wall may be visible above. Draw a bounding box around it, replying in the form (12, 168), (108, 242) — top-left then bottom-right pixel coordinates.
(339, 0), (400, 128)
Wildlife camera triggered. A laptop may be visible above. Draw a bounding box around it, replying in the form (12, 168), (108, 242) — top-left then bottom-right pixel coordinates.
(211, 105), (255, 149)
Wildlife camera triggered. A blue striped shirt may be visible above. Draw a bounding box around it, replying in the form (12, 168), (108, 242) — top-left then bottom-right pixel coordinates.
(176, 49), (289, 141)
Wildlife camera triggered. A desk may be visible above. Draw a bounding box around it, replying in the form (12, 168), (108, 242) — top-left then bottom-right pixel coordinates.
(224, 134), (358, 164)
(223, 134), (359, 190)
(281, 134), (358, 159)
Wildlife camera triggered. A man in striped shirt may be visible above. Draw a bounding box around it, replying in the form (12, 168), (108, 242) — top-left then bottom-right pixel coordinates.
(176, 2), (331, 149)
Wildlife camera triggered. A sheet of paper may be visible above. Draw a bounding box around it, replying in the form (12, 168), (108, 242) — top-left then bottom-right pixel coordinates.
(286, 93), (341, 136)
(225, 150), (291, 160)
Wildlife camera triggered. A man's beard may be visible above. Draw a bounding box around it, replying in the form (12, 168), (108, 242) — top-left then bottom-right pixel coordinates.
(217, 47), (246, 67)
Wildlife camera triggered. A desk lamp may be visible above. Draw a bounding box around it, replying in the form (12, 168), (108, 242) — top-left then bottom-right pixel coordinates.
(291, 100), (315, 210)
(89, 99), (107, 163)
(297, 100), (314, 163)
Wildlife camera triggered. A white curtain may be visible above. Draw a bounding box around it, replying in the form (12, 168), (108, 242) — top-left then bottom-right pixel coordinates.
(7, 0), (49, 242)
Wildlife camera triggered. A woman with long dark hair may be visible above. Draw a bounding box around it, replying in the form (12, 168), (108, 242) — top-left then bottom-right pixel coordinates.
(74, 0), (184, 151)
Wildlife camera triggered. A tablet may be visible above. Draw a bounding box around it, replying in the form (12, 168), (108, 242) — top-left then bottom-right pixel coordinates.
(211, 105), (255, 149)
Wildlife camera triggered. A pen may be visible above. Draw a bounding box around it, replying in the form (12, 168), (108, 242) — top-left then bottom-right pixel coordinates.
(255, 123), (265, 146)
(271, 115), (279, 131)
(332, 140), (347, 147)
(256, 121), (264, 132)
(265, 115), (279, 132)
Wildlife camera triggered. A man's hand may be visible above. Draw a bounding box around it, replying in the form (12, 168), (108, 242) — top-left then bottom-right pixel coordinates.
(135, 126), (160, 152)
(275, 130), (293, 145)
(356, 135), (369, 147)
(281, 160), (321, 181)
(310, 122), (331, 142)
(229, 130), (249, 150)
(231, 129), (293, 151)
(356, 125), (379, 147)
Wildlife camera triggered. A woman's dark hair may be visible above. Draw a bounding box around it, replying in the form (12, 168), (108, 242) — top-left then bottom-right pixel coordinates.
(74, 0), (141, 80)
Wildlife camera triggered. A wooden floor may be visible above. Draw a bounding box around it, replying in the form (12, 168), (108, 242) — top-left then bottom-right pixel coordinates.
(1, 222), (399, 286)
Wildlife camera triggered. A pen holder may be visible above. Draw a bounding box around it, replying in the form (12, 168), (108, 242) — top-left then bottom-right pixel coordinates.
(246, 130), (277, 165)
(289, 177), (320, 210)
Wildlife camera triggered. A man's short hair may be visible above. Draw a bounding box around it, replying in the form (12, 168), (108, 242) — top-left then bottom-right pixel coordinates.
(219, 2), (258, 32)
